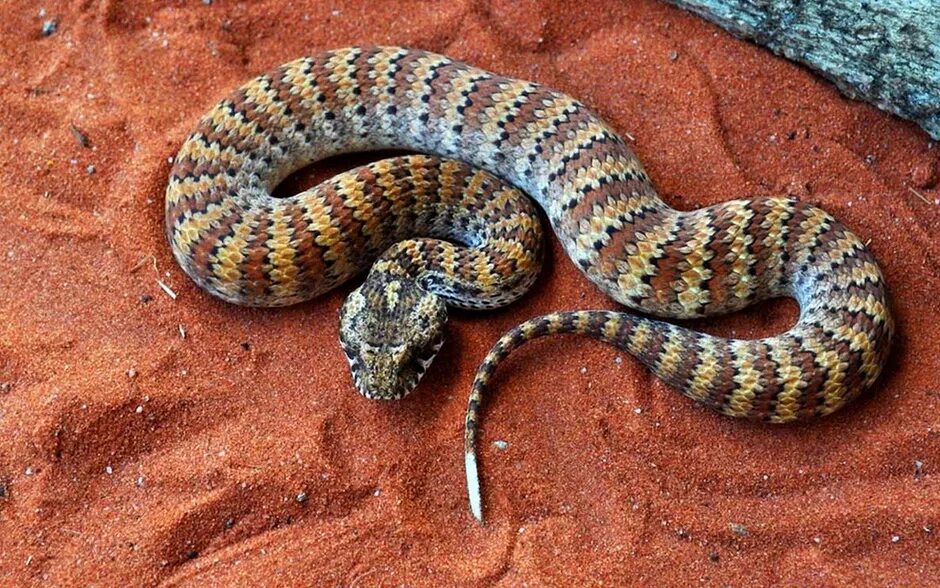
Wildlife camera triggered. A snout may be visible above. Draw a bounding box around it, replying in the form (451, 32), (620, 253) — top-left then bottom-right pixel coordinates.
(347, 354), (415, 401)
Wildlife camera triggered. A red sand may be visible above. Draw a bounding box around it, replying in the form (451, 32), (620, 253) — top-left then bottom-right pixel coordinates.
(1, 1), (938, 585)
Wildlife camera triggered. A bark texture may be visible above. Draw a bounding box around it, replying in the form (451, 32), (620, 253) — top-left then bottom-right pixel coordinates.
(669, 0), (940, 139)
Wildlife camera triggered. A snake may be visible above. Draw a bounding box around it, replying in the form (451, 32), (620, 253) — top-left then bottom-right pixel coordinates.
(165, 46), (894, 524)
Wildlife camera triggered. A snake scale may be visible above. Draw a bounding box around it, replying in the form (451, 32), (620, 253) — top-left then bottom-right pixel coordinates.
(165, 46), (894, 523)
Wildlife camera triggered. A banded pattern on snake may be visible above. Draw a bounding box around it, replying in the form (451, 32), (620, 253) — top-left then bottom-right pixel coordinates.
(165, 46), (894, 523)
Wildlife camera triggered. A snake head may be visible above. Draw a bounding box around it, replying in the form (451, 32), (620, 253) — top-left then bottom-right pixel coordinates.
(339, 274), (448, 400)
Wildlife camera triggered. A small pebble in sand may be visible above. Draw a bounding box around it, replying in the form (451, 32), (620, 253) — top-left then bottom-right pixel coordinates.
(24, 467), (34, 476)
(729, 522), (748, 536)
(676, 528), (689, 539)
(0, 481), (7, 499)
(891, 534), (901, 543)
(86, 164), (96, 175)
(633, 407), (642, 414)
(0, 382), (10, 394)
(126, 368), (137, 378)
(911, 161), (938, 189)
(669, 50), (679, 61)
(139, 294), (153, 303)
(105, 465), (113, 475)
(135, 406), (143, 414)
(579, 366), (587, 374)
(614, 356), (623, 365)
(493, 440), (509, 450)
(135, 476), (145, 488)
(41, 19), (58, 37)
(240, 341), (251, 351)
(296, 491), (308, 504)
(708, 551), (719, 563)
(224, 517), (235, 529)
(913, 459), (924, 480)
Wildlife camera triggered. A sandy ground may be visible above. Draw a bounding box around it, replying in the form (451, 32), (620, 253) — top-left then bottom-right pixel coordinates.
(1, 0), (938, 585)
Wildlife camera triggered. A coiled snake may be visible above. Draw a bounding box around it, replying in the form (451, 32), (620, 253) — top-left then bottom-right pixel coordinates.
(165, 47), (894, 523)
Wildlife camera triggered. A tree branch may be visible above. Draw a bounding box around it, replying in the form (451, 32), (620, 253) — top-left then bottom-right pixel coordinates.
(668, 0), (940, 139)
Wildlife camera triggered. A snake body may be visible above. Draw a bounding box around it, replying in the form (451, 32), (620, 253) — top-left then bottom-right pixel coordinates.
(165, 47), (894, 523)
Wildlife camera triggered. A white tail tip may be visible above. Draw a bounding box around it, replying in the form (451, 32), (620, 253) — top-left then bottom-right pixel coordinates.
(465, 451), (483, 523)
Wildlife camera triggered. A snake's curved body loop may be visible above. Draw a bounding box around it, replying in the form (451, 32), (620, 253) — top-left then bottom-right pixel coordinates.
(164, 47), (893, 523)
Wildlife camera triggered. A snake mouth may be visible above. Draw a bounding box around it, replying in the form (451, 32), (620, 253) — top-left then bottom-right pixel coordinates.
(341, 334), (445, 400)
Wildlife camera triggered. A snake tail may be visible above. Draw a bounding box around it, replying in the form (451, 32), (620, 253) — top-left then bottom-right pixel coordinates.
(466, 274), (892, 521)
